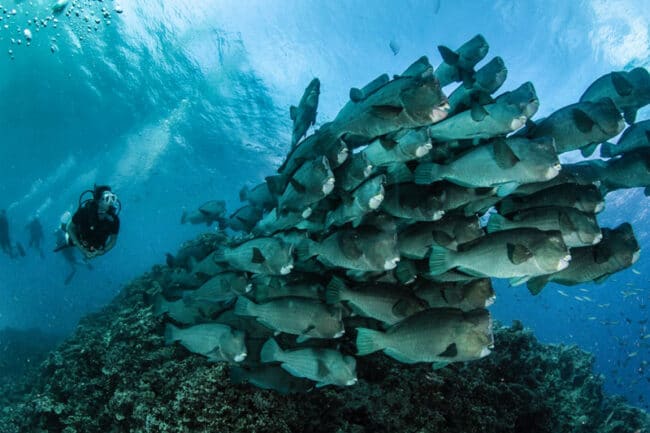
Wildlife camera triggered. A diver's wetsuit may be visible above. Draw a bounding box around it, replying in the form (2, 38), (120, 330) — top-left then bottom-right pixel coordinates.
(71, 201), (120, 252)
(27, 218), (44, 249)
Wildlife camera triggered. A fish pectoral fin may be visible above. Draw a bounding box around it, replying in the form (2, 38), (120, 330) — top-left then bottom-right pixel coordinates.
(289, 105), (298, 121)
(593, 243), (612, 264)
(611, 72), (634, 97)
(339, 234), (364, 259)
(437, 343), (458, 358)
(296, 334), (312, 343)
(470, 102), (488, 122)
(432, 361), (450, 370)
(431, 230), (454, 247)
(594, 273), (611, 284)
(527, 276), (549, 295)
(252, 247), (267, 264)
(496, 182), (520, 197)
(493, 138), (520, 169)
(289, 178), (307, 194)
(379, 136), (398, 150)
(316, 359), (331, 378)
(572, 108), (595, 133)
(507, 243), (533, 265)
(558, 211), (577, 232)
(391, 299), (412, 317)
(370, 104), (404, 120)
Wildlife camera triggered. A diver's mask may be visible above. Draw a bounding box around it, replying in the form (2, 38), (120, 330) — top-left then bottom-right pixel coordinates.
(98, 191), (118, 213)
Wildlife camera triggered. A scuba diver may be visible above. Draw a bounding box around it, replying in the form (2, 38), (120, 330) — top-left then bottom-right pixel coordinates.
(26, 216), (45, 258)
(0, 209), (12, 257)
(56, 185), (121, 260)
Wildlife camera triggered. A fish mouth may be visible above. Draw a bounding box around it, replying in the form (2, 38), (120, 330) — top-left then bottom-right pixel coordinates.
(545, 164), (562, 179)
(322, 178), (335, 195)
(301, 207), (313, 218)
(632, 250), (640, 264)
(432, 210), (445, 221)
(363, 165), (373, 177)
(384, 257), (400, 270)
(334, 329), (346, 338)
(368, 194), (384, 209)
(244, 283), (253, 293)
(484, 295), (496, 307)
(346, 378), (358, 386)
(338, 147), (350, 164)
(479, 347), (492, 358)
(415, 143), (433, 157)
(510, 115), (527, 131)
(591, 233), (603, 245)
(557, 254), (572, 270)
(430, 102), (450, 123)
(594, 202), (605, 213)
(234, 353), (247, 362)
(280, 264), (294, 275)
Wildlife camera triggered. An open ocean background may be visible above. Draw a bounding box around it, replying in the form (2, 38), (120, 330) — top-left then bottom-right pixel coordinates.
(1, 0), (649, 410)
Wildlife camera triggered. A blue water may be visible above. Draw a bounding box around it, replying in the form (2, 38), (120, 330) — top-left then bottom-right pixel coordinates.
(1, 0), (649, 409)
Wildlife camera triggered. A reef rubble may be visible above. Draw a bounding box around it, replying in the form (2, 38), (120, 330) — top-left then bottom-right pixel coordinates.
(1, 263), (648, 433)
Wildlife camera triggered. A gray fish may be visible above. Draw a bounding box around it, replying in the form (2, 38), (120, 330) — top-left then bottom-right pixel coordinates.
(356, 308), (493, 364)
(447, 56), (508, 115)
(250, 275), (324, 302)
(433, 182), (497, 213)
(435, 34), (489, 87)
(291, 78), (320, 148)
(522, 97), (624, 156)
(382, 160), (416, 185)
(498, 183), (605, 215)
(226, 205), (264, 233)
(252, 208), (304, 236)
(188, 252), (229, 278)
(596, 149), (650, 195)
(297, 226), (400, 272)
(429, 228), (571, 285)
(153, 295), (224, 325)
(398, 214), (484, 258)
(380, 183), (445, 221)
(413, 279), (495, 311)
(165, 323), (247, 363)
(325, 277), (427, 325)
(180, 200), (226, 226)
(333, 151), (374, 192)
(426, 81), (539, 142)
(213, 237), (294, 275)
(239, 182), (276, 211)
(260, 338), (357, 387)
(230, 365), (313, 394)
(333, 60), (449, 144)
(185, 271), (251, 304)
(325, 175), (385, 228)
(414, 136), (561, 197)
(213, 308), (274, 340)
(527, 223), (640, 295)
(234, 297), (344, 340)
(487, 206), (602, 248)
(509, 162), (602, 197)
(580, 67), (650, 124)
(277, 156), (335, 216)
(600, 119), (650, 158)
(359, 127), (432, 167)
(166, 234), (224, 270)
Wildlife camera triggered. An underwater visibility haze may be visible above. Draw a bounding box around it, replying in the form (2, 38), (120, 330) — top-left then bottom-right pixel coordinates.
(2, 0), (650, 430)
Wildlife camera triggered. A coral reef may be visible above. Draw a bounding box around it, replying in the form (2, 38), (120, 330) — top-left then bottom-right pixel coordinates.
(1, 266), (648, 433)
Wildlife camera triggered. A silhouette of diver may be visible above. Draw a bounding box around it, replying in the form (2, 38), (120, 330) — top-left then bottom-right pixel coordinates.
(55, 185), (121, 260)
(26, 216), (45, 258)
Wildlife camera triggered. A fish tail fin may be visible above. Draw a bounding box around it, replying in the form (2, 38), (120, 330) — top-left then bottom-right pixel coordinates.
(234, 296), (257, 317)
(414, 162), (443, 184)
(325, 276), (347, 304)
(386, 163), (414, 184)
(295, 239), (316, 261)
(428, 245), (454, 275)
(355, 328), (386, 356)
(527, 276), (549, 295)
(152, 294), (168, 316)
(260, 338), (283, 363)
(164, 323), (180, 345)
(486, 213), (509, 233)
(599, 141), (616, 158)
